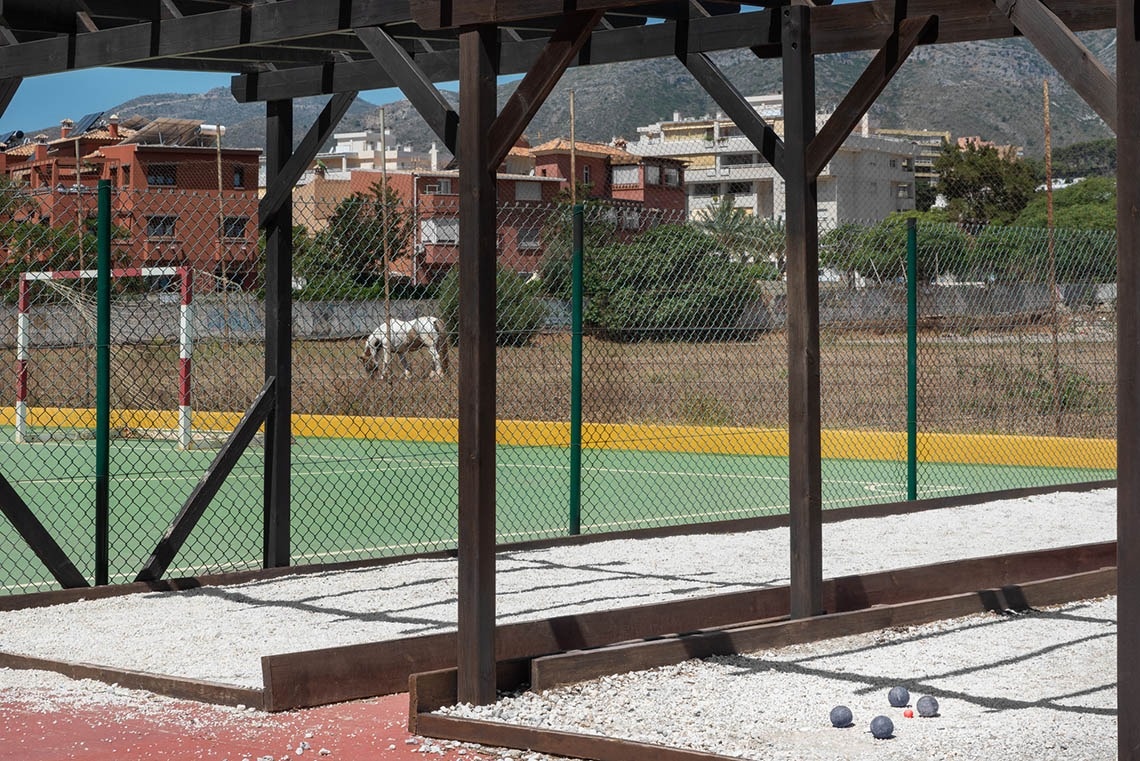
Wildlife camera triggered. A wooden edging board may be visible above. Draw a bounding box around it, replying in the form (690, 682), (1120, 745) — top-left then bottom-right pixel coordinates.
(2, 480), (1110, 614)
(410, 567), (1116, 761)
(260, 541), (1114, 711)
(0, 650), (264, 709)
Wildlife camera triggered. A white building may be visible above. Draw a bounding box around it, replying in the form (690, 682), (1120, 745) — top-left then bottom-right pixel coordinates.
(627, 95), (918, 227)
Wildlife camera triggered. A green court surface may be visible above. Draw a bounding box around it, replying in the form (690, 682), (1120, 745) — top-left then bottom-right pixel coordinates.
(0, 430), (1114, 594)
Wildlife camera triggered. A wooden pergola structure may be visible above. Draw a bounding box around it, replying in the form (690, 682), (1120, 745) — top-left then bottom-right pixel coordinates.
(0, 0), (1134, 754)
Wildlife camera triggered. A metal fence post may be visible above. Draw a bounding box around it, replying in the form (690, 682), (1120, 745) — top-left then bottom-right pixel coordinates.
(906, 217), (918, 501)
(569, 203), (584, 535)
(95, 178), (111, 585)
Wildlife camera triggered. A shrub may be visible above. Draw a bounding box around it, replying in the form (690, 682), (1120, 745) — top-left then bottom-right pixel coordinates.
(436, 265), (548, 347)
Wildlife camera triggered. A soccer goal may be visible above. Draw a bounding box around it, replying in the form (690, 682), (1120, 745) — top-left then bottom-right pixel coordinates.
(14, 266), (208, 449)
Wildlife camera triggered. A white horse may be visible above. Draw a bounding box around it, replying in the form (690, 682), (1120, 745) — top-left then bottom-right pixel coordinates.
(360, 316), (450, 379)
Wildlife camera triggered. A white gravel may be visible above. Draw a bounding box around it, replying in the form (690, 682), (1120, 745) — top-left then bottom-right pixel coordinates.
(0, 488), (1115, 688)
(0, 487), (1119, 759)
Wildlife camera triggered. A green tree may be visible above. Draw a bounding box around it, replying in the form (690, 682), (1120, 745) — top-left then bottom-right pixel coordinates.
(1013, 176), (1116, 230)
(694, 195), (764, 262)
(322, 179), (412, 287)
(538, 197), (618, 300)
(933, 142), (1039, 225)
(847, 212), (970, 283)
(436, 264), (548, 347)
(583, 223), (759, 341)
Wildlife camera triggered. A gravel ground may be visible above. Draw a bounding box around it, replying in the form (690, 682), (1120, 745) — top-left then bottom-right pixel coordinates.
(0, 487), (1119, 759)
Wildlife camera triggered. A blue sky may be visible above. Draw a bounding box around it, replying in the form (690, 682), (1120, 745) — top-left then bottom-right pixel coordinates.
(0, 1), (862, 134)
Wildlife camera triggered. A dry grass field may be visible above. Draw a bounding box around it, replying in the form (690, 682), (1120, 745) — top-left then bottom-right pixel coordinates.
(9, 324), (1117, 440)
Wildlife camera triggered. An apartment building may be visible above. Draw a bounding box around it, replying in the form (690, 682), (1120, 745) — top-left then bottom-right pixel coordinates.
(627, 94), (919, 226)
(0, 115), (261, 286)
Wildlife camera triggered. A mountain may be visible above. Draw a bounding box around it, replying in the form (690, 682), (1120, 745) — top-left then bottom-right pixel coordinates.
(25, 32), (1116, 159)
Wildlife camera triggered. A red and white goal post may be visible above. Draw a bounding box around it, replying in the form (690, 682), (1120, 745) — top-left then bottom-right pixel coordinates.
(15, 266), (198, 449)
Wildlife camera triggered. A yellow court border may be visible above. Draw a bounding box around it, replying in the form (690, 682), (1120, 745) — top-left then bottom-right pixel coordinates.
(2, 407), (1116, 471)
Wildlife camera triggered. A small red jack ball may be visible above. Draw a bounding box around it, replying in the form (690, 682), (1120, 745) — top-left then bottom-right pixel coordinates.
(903, 709), (914, 718)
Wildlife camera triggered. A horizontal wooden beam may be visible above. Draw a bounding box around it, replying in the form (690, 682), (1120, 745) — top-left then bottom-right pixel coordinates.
(259, 540), (1114, 710)
(0, 0), (410, 78)
(232, 1), (1114, 101)
(411, 0), (664, 30)
(528, 567), (1116, 692)
(0, 650), (264, 709)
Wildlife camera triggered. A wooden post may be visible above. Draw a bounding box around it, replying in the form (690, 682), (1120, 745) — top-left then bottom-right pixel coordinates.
(781, 4), (823, 619)
(263, 99), (293, 568)
(457, 24), (499, 706)
(1117, 0), (1139, 755)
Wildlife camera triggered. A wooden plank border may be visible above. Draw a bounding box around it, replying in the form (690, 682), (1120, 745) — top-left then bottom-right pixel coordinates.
(529, 568), (1117, 691)
(410, 568), (1115, 761)
(0, 651), (264, 709)
(261, 541), (1114, 711)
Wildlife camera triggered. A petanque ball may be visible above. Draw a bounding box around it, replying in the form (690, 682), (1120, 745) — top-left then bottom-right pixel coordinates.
(887, 686), (910, 708)
(870, 715), (895, 739)
(916, 695), (940, 717)
(829, 705), (853, 728)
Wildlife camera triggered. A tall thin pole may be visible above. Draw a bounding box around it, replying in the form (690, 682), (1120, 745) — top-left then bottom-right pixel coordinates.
(94, 179), (111, 586)
(381, 109), (393, 380)
(569, 203), (584, 534)
(569, 90), (577, 205)
(906, 217), (918, 501)
(1044, 79), (1061, 433)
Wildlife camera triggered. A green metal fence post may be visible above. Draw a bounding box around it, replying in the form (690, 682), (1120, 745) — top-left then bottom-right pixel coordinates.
(906, 216), (918, 501)
(569, 203), (584, 535)
(95, 179), (111, 585)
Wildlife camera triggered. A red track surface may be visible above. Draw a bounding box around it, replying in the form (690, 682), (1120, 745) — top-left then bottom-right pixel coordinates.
(0, 690), (495, 761)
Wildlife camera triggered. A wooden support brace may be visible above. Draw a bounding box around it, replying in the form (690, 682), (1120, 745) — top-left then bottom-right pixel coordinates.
(992, 0), (1117, 132)
(258, 90), (356, 227)
(135, 380), (275, 582)
(0, 472), (88, 589)
(807, 14), (937, 177)
(487, 10), (605, 171)
(355, 26), (459, 155)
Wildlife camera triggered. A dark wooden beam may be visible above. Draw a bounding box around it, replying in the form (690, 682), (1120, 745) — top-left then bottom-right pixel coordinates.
(411, 0), (650, 29)
(1117, 1), (1138, 757)
(263, 98), (293, 570)
(258, 90), (356, 227)
(0, 472), (88, 588)
(487, 10), (604, 170)
(456, 24), (499, 707)
(135, 380), (275, 582)
(677, 15), (785, 177)
(354, 25), (458, 155)
(0, 0), (410, 78)
(231, 2), (1116, 102)
(782, 4), (823, 620)
(807, 14), (936, 178)
(992, 0), (1116, 131)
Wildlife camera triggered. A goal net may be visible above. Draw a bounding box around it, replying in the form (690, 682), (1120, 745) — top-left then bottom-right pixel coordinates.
(14, 266), (218, 450)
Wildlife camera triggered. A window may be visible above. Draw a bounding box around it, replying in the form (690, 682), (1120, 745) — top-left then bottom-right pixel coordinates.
(222, 216), (248, 239)
(233, 167), (245, 188)
(889, 159), (898, 168)
(722, 154), (755, 166)
(582, 164), (591, 184)
(423, 178), (453, 195)
(692, 183), (720, 196)
(146, 215), (176, 238)
(515, 181), (542, 202)
(644, 165), (660, 185)
(518, 227), (541, 250)
(421, 217), (459, 245)
(612, 165), (639, 185)
(147, 164), (177, 186)
(621, 209), (641, 230)
(663, 167), (681, 187)
(728, 181), (752, 195)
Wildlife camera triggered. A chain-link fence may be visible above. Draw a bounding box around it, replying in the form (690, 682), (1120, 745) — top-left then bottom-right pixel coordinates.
(0, 106), (1118, 595)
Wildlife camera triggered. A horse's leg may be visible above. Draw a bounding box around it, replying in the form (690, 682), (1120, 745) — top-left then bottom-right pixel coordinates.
(398, 350), (412, 378)
(380, 342), (392, 379)
(428, 343), (442, 378)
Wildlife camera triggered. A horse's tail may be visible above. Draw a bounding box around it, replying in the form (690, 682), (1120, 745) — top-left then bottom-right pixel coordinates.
(433, 317), (451, 372)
